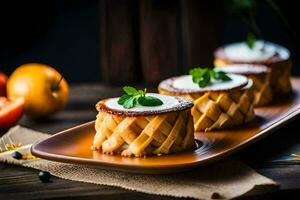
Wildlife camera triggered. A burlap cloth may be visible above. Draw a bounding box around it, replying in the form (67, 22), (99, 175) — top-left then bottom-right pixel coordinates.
(0, 126), (278, 199)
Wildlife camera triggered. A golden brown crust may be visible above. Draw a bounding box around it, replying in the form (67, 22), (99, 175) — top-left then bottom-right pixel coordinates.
(93, 106), (195, 157)
(213, 41), (292, 95)
(158, 76), (255, 131)
(214, 57), (292, 95)
(216, 65), (272, 106)
(191, 88), (255, 131)
(96, 97), (193, 117)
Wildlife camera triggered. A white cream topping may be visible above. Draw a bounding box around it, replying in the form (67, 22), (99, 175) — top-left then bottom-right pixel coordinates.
(223, 40), (290, 62)
(105, 93), (180, 112)
(217, 64), (269, 74)
(243, 78), (253, 89)
(172, 74), (248, 91)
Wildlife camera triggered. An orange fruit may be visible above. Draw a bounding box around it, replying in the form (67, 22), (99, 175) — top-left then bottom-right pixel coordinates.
(7, 63), (69, 117)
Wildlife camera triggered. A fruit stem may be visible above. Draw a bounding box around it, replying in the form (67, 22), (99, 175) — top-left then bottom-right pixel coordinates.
(53, 76), (63, 91)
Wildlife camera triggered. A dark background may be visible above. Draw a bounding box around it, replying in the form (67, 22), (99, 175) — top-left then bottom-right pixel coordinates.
(0, 0), (299, 83)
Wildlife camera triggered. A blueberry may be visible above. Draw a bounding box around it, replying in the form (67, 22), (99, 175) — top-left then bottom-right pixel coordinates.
(38, 171), (51, 183)
(11, 151), (23, 160)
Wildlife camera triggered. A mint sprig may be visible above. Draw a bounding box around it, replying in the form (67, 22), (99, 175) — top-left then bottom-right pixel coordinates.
(189, 68), (232, 88)
(246, 33), (256, 49)
(117, 86), (163, 109)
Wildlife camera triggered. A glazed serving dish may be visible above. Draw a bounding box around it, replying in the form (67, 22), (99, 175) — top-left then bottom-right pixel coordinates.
(31, 78), (300, 174)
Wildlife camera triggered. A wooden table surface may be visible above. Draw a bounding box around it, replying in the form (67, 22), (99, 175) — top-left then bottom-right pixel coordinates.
(1, 84), (300, 200)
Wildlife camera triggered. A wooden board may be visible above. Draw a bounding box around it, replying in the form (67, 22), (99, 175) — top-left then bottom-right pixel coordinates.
(139, 0), (180, 83)
(31, 79), (300, 174)
(100, 0), (139, 84)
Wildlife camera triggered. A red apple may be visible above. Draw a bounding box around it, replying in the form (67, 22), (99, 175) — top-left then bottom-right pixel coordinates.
(0, 72), (8, 96)
(0, 97), (24, 130)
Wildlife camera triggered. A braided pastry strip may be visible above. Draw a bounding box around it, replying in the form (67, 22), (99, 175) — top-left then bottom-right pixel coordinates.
(214, 58), (292, 95)
(268, 60), (292, 95)
(214, 66), (273, 106)
(248, 74), (272, 106)
(191, 89), (255, 131)
(93, 109), (195, 157)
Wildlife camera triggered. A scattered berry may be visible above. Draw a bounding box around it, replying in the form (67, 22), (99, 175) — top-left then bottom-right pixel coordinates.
(38, 171), (51, 183)
(11, 151), (23, 160)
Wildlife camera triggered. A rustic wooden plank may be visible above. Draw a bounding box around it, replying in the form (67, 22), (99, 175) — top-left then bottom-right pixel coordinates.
(0, 165), (175, 200)
(256, 164), (300, 190)
(237, 190), (300, 200)
(1, 162), (299, 200)
(100, 0), (140, 84)
(0, 164), (300, 200)
(237, 117), (300, 166)
(181, 0), (220, 71)
(139, 0), (180, 84)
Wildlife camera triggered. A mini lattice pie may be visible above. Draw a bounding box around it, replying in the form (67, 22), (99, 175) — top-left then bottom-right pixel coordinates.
(217, 64), (272, 106)
(93, 93), (194, 157)
(158, 74), (255, 131)
(214, 40), (292, 95)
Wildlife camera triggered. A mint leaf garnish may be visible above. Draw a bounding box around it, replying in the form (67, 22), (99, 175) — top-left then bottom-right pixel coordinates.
(246, 33), (256, 49)
(123, 86), (139, 95)
(138, 96), (163, 106)
(189, 68), (231, 88)
(123, 96), (138, 109)
(118, 86), (163, 109)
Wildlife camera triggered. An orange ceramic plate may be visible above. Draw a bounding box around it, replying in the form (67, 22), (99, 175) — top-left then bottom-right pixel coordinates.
(31, 78), (300, 174)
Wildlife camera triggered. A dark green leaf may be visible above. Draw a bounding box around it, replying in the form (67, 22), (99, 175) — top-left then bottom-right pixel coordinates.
(218, 71), (232, 81)
(123, 97), (138, 109)
(198, 71), (211, 88)
(123, 86), (138, 95)
(189, 68), (207, 77)
(192, 76), (199, 83)
(190, 68), (210, 86)
(138, 96), (163, 107)
(214, 71), (232, 81)
(210, 70), (217, 79)
(189, 68), (196, 76)
(119, 86), (163, 109)
(189, 67), (231, 88)
(190, 68), (211, 88)
(246, 33), (256, 49)
(117, 94), (132, 105)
